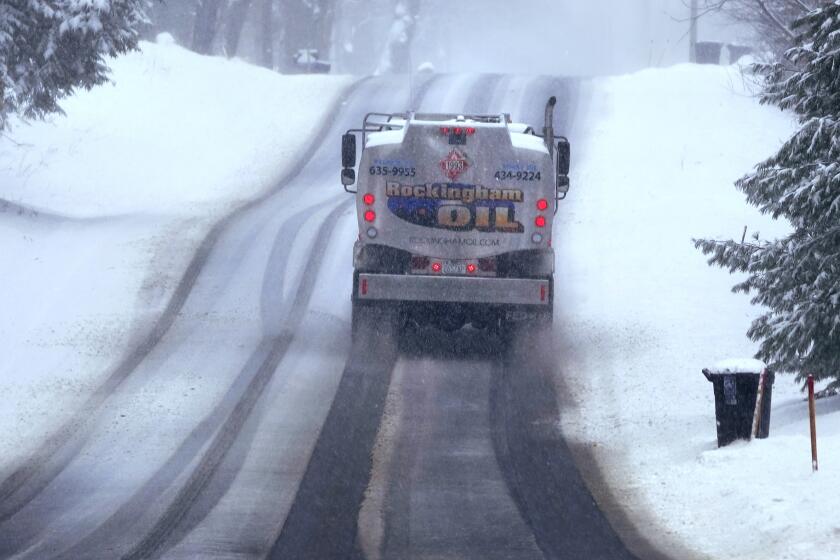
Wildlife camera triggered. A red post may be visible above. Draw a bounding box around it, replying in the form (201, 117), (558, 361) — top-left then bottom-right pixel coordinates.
(808, 375), (818, 472)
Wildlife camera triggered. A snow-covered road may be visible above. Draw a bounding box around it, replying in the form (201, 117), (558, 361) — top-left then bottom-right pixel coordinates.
(0, 74), (412, 559)
(0, 73), (655, 560)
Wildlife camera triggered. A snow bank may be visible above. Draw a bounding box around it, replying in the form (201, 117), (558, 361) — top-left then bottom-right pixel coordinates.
(0, 39), (352, 218)
(0, 40), (350, 469)
(557, 63), (839, 560)
(706, 358), (767, 375)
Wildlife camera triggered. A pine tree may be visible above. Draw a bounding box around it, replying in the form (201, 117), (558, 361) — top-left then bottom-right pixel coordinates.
(695, 1), (840, 390)
(0, 1), (149, 131)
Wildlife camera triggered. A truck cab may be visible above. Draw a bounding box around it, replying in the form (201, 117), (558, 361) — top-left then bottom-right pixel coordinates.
(342, 99), (570, 335)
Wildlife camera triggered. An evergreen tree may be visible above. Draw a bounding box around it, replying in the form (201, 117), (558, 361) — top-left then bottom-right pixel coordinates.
(0, 1), (149, 131)
(695, 1), (840, 390)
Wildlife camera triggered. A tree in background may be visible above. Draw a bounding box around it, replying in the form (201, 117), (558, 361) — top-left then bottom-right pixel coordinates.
(192, 0), (226, 54)
(331, 0), (391, 74)
(224, 0), (253, 56)
(259, 0), (275, 68)
(695, 1), (840, 390)
(278, 0), (336, 72)
(698, 0), (833, 55)
(145, 0), (336, 71)
(375, 0), (420, 74)
(0, 1), (149, 131)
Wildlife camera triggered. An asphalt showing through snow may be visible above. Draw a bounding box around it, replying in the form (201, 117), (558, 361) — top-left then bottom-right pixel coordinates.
(0, 72), (672, 560)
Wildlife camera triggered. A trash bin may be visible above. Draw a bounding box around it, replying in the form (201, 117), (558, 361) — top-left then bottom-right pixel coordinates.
(702, 360), (774, 447)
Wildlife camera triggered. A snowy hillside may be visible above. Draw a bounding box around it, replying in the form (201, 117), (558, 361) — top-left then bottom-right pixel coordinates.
(0, 36), (351, 217)
(0, 38), (351, 470)
(558, 63), (839, 560)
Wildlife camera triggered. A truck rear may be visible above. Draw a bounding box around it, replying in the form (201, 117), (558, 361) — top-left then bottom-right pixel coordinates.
(341, 98), (570, 336)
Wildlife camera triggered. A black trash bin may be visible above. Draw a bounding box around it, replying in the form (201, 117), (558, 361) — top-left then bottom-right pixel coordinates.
(702, 366), (774, 447)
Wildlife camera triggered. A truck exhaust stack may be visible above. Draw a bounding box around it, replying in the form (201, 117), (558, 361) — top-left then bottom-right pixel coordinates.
(544, 96), (556, 158)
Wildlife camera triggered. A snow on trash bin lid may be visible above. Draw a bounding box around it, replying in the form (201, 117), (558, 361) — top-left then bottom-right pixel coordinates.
(706, 358), (767, 374)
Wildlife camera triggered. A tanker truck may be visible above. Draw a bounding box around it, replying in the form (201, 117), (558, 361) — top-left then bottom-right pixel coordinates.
(340, 97), (570, 336)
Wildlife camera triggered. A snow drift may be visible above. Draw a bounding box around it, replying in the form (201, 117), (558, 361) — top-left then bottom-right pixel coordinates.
(0, 38), (351, 471)
(558, 62), (839, 560)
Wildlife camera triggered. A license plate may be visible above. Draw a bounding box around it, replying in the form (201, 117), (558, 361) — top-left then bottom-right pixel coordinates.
(442, 261), (466, 275)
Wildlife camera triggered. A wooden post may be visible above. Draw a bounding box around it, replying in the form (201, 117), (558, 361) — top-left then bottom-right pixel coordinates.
(808, 374), (818, 472)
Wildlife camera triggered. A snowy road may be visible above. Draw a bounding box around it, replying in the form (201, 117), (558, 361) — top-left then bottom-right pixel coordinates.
(0, 74), (658, 559)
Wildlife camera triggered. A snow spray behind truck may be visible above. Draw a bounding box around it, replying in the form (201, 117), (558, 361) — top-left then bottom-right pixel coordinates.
(341, 98), (570, 336)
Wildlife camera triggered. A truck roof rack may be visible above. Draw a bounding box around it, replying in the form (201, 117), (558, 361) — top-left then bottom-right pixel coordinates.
(347, 111), (558, 147)
(352, 112), (513, 145)
(361, 112), (510, 131)
(410, 113), (508, 124)
(363, 112), (408, 132)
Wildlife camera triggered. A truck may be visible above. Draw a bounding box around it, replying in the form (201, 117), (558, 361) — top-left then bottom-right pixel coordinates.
(340, 97), (570, 337)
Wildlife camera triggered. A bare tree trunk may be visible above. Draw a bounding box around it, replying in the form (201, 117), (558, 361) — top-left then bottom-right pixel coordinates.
(690, 0), (699, 62)
(260, 0), (275, 69)
(192, 0), (226, 54)
(755, 0), (796, 39)
(701, 0), (827, 55)
(378, 0), (420, 74)
(278, 0), (317, 73)
(316, 0), (337, 61)
(224, 0), (253, 56)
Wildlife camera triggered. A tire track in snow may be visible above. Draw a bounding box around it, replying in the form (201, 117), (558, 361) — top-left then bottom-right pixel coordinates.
(115, 199), (354, 560)
(268, 73), (504, 560)
(369, 74), (517, 560)
(0, 79), (369, 525)
(484, 76), (639, 560)
(16, 202), (322, 560)
(359, 75), (552, 560)
(487, 77), (675, 560)
(490, 326), (639, 560)
(24, 73), (443, 560)
(113, 74), (443, 560)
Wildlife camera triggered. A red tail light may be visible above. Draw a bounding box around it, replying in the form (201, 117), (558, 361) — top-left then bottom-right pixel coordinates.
(411, 256), (430, 269)
(466, 263), (477, 274)
(364, 210), (376, 222)
(535, 216), (546, 228)
(443, 126), (476, 135)
(431, 262), (442, 273)
(537, 199), (549, 211)
(363, 193), (375, 205)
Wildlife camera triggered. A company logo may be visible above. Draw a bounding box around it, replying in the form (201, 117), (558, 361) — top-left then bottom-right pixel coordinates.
(439, 149), (469, 180)
(385, 182), (524, 234)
